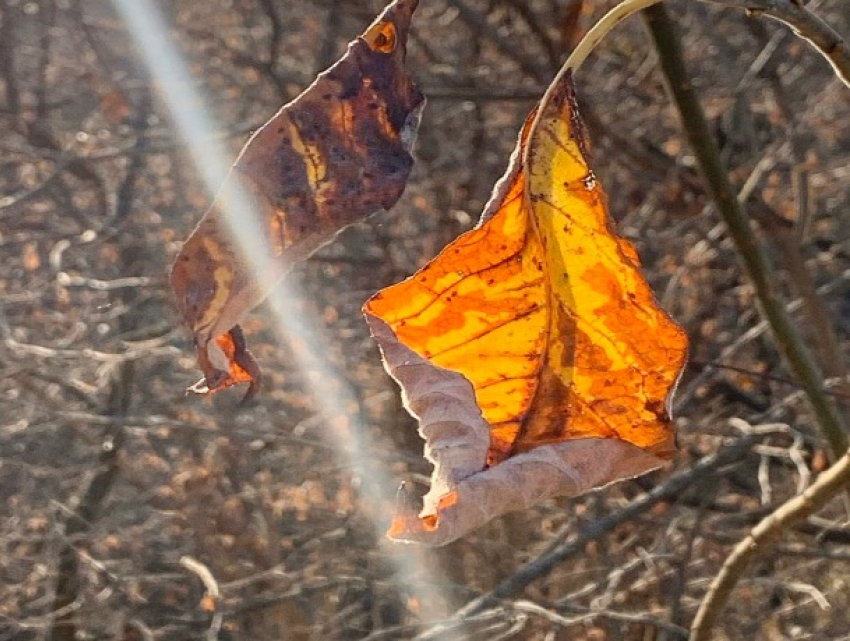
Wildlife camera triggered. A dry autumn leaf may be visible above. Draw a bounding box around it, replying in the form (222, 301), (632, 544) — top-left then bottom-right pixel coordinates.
(364, 70), (688, 546)
(171, 0), (424, 400)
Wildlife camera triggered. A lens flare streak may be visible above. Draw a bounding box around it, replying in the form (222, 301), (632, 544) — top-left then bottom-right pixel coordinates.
(111, 0), (451, 625)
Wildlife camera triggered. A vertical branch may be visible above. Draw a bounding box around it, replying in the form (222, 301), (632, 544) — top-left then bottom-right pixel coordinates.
(315, 1), (342, 73)
(642, 4), (848, 462)
(50, 362), (135, 641)
(661, 485), (713, 641)
(0, 0), (21, 117)
(738, 22), (850, 418)
(501, 0), (562, 71)
(447, 0), (551, 82)
(256, 0), (285, 87)
(23, 1), (106, 230)
(759, 208), (850, 416)
(48, 37), (152, 639)
(35, 0), (56, 122)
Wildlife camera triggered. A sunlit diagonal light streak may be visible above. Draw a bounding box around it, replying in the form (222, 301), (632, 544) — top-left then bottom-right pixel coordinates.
(111, 0), (452, 625)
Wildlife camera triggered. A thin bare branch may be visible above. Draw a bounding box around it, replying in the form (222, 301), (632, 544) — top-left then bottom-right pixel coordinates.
(416, 431), (767, 639)
(704, 0), (850, 88)
(644, 3), (849, 463)
(690, 445), (850, 639)
(180, 556), (223, 641)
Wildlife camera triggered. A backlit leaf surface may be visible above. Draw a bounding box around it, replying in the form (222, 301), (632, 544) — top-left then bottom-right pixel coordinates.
(364, 71), (688, 545)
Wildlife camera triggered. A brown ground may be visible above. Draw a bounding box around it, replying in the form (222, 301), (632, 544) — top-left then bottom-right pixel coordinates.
(2, 1), (849, 639)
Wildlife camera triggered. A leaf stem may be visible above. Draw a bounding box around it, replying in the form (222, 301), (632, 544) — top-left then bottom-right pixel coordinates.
(563, 0), (663, 73)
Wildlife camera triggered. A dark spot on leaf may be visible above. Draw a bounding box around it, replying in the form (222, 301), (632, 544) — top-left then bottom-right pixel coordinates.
(645, 399), (666, 418)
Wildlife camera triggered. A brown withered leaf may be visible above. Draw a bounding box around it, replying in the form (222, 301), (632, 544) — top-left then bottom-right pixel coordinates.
(171, 0), (424, 400)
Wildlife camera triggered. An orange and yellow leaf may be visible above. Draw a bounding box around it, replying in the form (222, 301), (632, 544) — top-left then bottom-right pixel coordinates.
(364, 70), (688, 545)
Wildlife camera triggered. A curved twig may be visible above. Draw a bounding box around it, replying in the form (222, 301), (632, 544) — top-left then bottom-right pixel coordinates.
(690, 446), (850, 640)
(180, 556), (223, 641)
(560, 0), (850, 92)
(563, 0), (662, 72)
(703, 0), (850, 88)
